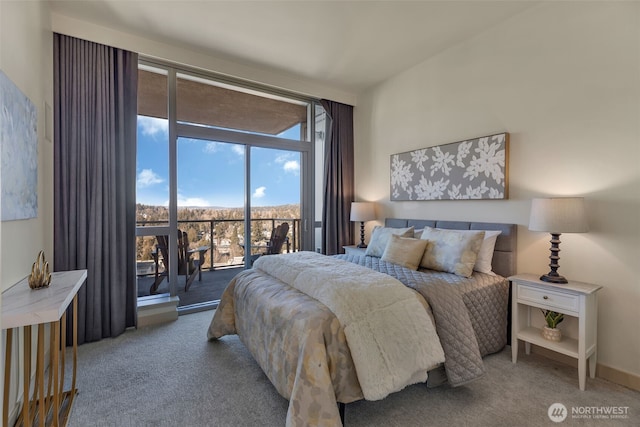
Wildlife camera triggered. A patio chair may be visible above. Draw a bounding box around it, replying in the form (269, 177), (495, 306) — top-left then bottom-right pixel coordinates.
(266, 222), (290, 255)
(150, 230), (209, 294)
(250, 222), (290, 264)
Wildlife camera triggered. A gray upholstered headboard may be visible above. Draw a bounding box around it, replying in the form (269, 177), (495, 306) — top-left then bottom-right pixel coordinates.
(385, 218), (517, 278)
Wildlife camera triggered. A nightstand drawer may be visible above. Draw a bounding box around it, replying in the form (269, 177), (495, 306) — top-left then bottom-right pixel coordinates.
(517, 284), (579, 313)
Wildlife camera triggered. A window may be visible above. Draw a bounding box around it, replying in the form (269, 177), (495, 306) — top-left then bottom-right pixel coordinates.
(135, 60), (325, 309)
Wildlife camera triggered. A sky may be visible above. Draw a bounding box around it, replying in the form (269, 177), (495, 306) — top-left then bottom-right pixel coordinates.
(136, 116), (301, 208)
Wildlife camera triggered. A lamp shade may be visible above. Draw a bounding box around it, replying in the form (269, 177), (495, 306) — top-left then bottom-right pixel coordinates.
(350, 202), (376, 222)
(529, 197), (588, 233)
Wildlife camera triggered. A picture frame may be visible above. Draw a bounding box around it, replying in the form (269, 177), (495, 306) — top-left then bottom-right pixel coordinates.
(1, 70), (38, 220)
(390, 132), (509, 201)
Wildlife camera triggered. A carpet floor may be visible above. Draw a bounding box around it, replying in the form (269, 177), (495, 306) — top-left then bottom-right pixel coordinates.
(67, 310), (639, 427)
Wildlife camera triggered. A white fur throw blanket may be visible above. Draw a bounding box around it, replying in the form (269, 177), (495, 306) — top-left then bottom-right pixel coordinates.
(253, 251), (445, 400)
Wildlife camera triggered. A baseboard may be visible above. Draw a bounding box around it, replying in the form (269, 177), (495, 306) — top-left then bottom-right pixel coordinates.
(530, 345), (640, 392)
(595, 363), (640, 392)
(137, 294), (179, 328)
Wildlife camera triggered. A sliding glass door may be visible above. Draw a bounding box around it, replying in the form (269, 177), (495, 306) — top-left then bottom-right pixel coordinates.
(175, 137), (246, 306)
(248, 147), (301, 265)
(136, 59), (319, 310)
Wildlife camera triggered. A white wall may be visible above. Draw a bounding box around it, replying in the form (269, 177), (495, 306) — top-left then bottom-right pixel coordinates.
(355, 1), (640, 379)
(1, 1), (53, 289)
(0, 0), (53, 421)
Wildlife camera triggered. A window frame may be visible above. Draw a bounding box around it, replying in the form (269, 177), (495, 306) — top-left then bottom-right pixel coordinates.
(137, 57), (321, 297)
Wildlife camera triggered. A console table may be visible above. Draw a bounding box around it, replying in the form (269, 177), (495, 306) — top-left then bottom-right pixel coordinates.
(2, 270), (87, 427)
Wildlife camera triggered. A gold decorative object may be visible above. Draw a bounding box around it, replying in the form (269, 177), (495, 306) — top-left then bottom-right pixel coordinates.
(28, 250), (51, 289)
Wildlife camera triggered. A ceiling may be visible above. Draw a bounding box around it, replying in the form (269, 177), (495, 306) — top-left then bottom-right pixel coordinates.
(49, 1), (536, 93)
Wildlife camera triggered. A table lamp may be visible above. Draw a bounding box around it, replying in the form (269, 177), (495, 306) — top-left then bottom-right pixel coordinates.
(528, 197), (588, 284)
(350, 202), (376, 248)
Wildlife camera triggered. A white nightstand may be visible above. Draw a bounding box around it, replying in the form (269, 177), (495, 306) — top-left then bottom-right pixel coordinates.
(342, 245), (367, 256)
(510, 273), (602, 390)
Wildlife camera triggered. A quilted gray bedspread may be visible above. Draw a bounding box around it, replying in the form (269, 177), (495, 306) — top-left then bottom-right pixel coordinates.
(334, 254), (509, 386)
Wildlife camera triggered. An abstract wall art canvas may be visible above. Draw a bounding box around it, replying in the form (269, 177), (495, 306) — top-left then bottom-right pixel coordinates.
(391, 132), (509, 201)
(1, 70), (38, 220)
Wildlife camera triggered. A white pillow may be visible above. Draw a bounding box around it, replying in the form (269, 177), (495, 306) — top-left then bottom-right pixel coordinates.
(417, 227), (502, 275)
(419, 226), (485, 278)
(473, 230), (502, 274)
(364, 226), (414, 257)
(381, 234), (429, 270)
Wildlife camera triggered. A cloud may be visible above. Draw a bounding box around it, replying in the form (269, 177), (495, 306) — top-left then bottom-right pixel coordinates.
(283, 160), (300, 174)
(203, 141), (220, 154)
(138, 116), (168, 137)
(231, 144), (244, 156)
(274, 154), (300, 175)
(137, 169), (164, 188)
(252, 186), (266, 199)
(274, 154), (290, 164)
(176, 194), (210, 207)
(203, 142), (244, 157)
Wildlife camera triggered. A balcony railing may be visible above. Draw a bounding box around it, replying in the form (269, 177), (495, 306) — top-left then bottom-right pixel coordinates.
(135, 217), (301, 274)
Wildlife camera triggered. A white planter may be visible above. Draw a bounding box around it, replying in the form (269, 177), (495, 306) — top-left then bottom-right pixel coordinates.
(542, 326), (562, 342)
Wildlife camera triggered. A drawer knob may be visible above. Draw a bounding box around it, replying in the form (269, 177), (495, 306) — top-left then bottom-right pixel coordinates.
(543, 296), (549, 300)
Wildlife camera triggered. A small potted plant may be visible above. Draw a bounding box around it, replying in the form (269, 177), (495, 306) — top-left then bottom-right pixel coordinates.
(541, 309), (564, 342)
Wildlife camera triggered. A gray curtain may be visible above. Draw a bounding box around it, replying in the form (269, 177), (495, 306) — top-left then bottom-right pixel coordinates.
(320, 100), (354, 255)
(53, 34), (138, 344)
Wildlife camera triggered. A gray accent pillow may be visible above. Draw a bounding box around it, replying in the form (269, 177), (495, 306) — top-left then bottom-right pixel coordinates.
(364, 226), (414, 257)
(381, 234), (429, 270)
(419, 226), (485, 277)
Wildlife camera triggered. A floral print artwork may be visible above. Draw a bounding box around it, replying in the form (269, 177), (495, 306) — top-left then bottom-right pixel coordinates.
(390, 133), (508, 201)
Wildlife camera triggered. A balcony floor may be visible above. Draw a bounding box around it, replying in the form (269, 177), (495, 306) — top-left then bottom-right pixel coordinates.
(137, 266), (244, 308)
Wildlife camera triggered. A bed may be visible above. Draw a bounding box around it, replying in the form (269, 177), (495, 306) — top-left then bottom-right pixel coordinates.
(208, 218), (517, 426)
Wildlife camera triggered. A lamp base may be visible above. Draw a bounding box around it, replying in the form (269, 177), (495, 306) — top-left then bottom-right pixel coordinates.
(357, 221), (367, 249)
(540, 232), (568, 284)
(540, 273), (568, 284)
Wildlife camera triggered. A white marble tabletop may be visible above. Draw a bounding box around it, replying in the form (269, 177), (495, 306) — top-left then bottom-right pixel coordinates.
(2, 270), (87, 329)
(508, 273), (602, 294)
